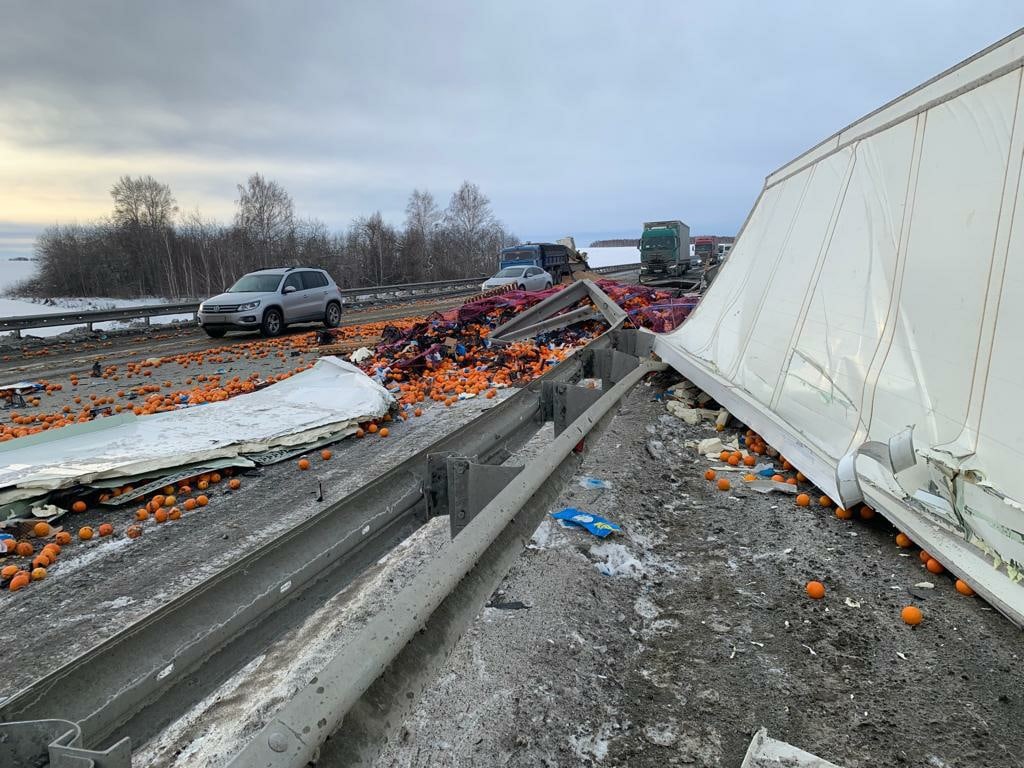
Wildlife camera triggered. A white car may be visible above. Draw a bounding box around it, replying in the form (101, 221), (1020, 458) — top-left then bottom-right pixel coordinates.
(481, 266), (554, 292)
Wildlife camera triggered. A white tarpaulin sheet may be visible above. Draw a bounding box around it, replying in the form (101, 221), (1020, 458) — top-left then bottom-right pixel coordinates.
(654, 30), (1024, 624)
(0, 356), (392, 502)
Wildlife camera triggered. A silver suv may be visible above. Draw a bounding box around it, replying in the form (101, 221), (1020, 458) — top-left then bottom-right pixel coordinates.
(197, 267), (343, 338)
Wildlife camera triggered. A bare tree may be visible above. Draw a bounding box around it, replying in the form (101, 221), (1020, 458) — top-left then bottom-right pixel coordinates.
(235, 173), (295, 266)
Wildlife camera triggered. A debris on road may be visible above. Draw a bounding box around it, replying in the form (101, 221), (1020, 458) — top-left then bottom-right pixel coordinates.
(550, 507), (621, 538)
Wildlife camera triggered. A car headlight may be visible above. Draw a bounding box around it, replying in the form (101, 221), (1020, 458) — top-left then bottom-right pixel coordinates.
(198, 303), (205, 312)
(237, 300), (261, 311)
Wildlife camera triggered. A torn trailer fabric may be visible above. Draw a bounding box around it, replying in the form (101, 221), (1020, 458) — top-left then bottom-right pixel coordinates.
(653, 31), (1024, 625)
(0, 356), (392, 504)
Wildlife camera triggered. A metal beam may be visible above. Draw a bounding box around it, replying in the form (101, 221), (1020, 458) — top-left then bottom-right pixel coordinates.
(227, 355), (665, 767)
(489, 280), (628, 343)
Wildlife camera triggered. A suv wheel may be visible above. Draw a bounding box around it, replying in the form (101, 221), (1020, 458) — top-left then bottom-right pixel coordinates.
(203, 327), (226, 338)
(544, 281), (552, 290)
(324, 301), (342, 328)
(261, 308), (284, 337)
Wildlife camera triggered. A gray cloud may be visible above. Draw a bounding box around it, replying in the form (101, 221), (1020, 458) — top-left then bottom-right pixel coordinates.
(1, 0), (1022, 256)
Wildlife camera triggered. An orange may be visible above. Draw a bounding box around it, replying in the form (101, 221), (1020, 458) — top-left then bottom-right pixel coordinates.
(727, 454), (740, 466)
(1, 564), (19, 579)
(716, 478), (731, 491)
(719, 450), (730, 462)
(806, 580), (826, 599)
(835, 507), (853, 520)
(154, 509), (168, 523)
(704, 469), (716, 481)
(229, 478), (241, 489)
(163, 495), (176, 507)
(919, 550), (931, 563)
(895, 533), (913, 548)
(320, 450), (332, 461)
(744, 473), (756, 482)
(126, 524), (143, 539)
(795, 493), (810, 507)
(796, 472), (806, 482)
(859, 505), (875, 520)
(33, 521), (50, 537)
(183, 498), (197, 511)
(925, 558), (944, 575)
(9, 572), (29, 591)
(818, 496), (832, 508)
(196, 495), (209, 507)
(742, 455), (756, 467)
(901, 606), (923, 626)
(771, 474), (784, 483)
(71, 500), (87, 513)
(210, 473), (222, 484)
(152, 494), (165, 508)
(197, 480), (209, 491)
(955, 579), (975, 597)
(298, 458), (311, 470)
(355, 428), (365, 438)
(42, 543), (60, 556)
(15, 541), (33, 557)
(78, 527), (94, 541)
(368, 423), (379, 434)
(379, 427), (390, 437)
(55, 531), (71, 545)
(135, 508), (149, 521)
(413, 408), (423, 417)
(168, 507), (181, 521)
(31, 567), (47, 581)
(785, 477), (797, 486)
(98, 523), (114, 537)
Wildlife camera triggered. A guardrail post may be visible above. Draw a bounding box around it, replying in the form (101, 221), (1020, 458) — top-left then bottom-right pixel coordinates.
(143, 316), (151, 326)
(86, 321), (93, 332)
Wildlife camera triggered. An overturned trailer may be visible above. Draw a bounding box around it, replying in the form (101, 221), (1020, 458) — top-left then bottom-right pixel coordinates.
(655, 30), (1024, 626)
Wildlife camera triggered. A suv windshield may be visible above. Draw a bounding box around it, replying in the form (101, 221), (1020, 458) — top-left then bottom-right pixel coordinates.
(228, 274), (282, 293)
(641, 236), (677, 251)
(495, 267), (526, 278)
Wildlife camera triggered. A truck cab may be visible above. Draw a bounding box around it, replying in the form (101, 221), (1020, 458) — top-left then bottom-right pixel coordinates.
(639, 220), (691, 284)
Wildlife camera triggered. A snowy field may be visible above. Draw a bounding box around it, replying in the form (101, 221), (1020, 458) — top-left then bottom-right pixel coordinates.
(581, 245), (639, 268)
(0, 259), (192, 338)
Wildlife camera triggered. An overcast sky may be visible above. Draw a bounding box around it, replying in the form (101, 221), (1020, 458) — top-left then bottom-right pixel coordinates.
(2, 1), (1023, 260)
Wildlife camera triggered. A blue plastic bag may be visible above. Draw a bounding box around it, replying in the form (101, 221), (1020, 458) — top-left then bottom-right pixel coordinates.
(550, 508), (621, 538)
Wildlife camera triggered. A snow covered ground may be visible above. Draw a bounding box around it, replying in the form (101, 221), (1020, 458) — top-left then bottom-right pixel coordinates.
(582, 245), (639, 268)
(0, 258), (193, 338)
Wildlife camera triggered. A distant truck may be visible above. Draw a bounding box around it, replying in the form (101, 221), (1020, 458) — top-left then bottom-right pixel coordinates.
(638, 220), (691, 284)
(693, 235), (734, 266)
(498, 243), (574, 282)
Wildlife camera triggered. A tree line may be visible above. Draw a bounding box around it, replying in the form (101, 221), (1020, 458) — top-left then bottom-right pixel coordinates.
(15, 175), (518, 298)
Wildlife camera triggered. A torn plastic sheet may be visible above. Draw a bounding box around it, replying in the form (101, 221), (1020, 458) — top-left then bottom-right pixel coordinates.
(0, 356), (392, 504)
(741, 727), (842, 768)
(654, 32), (1024, 625)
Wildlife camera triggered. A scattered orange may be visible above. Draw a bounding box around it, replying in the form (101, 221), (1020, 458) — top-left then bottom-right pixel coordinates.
(368, 423), (379, 434)
(742, 455), (756, 467)
(229, 478), (241, 489)
(355, 428), (366, 438)
(152, 494), (165, 508)
(163, 495), (176, 507)
(33, 521), (50, 537)
(919, 550), (932, 563)
(2, 564), (19, 579)
(183, 498), (197, 511)
(413, 408), (423, 417)
(168, 507), (181, 521)
(298, 458), (311, 470)
(30, 567), (47, 581)
(15, 541), (33, 557)
(744, 473), (756, 482)
(835, 507), (853, 520)
(895, 533), (913, 548)
(135, 508), (149, 521)
(795, 493), (810, 507)
(727, 454), (740, 466)
(955, 579), (975, 597)
(126, 524), (143, 539)
(716, 478), (731, 491)
(78, 527), (94, 541)
(818, 496), (832, 508)
(71, 500), (87, 513)
(719, 450), (730, 462)
(806, 580), (826, 599)
(901, 605), (923, 625)
(55, 531), (71, 545)
(210, 473), (222, 484)
(154, 509), (168, 523)
(320, 450), (332, 461)
(9, 572), (30, 591)
(98, 523), (114, 537)
(796, 472), (806, 482)
(379, 427), (390, 437)
(925, 558), (944, 575)
(196, 495), (209, 507)
(704, 469), (716, 481)
(771, 474), (785, 483)
(859, 506), (875, 520)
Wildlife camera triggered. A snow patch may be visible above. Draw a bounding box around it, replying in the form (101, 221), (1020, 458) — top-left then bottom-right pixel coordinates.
(633, 594), (660, 620)
(590, 542), (644, 578)
(643, 722), (678, 747)
(569, 721), (613, 761)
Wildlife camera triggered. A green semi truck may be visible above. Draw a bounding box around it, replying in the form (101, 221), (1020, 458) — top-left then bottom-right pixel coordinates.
(638, 220), (691, 285)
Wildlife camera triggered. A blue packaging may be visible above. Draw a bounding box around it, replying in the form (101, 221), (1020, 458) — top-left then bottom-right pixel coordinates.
(550, 507), (621, 538)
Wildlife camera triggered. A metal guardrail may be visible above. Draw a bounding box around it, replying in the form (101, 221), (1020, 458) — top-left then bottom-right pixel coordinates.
(0, 329), (657, 767)
(0, 268), (639, 337)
